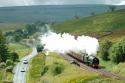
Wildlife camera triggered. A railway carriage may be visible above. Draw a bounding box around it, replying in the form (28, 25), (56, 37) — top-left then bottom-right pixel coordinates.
(67, 51), (99, 68)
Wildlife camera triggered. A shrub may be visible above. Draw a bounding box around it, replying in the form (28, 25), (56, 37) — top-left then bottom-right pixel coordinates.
(41, 66), (48, 76)
(98, 40), (112, 61)
(0, 62), (6, 68)
(10, 52), (19, 62)
(2, 80), (13, 83)
(0, 31), (10, 62)
(6, 60), (14, 66)
(37, 44), (44, 52)
(51, 62), (64, 76)
(109, 37), (125, 63)
(108, 5), (116, 12)
(6, 66), (13, 72)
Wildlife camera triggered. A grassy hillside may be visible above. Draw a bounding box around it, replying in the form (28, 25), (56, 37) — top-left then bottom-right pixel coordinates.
(0, 70), (12, 83)
(27, 53), (45, 83)
(27, 52), (99, 83)
(8, 43), (32, 58)
(0, 43), (32, 82)
(52, 9), (125, 41)
(0, 23), (25, 32)
(27, 52), (125, 83)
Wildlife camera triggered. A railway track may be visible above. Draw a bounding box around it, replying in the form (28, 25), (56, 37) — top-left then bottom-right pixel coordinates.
(60, 53), (125, 80)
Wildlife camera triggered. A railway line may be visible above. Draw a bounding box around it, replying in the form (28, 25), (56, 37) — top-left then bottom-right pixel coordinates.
(60, 53), (125, 80)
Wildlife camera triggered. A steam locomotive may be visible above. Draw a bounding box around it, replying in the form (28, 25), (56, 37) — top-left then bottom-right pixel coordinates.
(67, 51), (99, 68)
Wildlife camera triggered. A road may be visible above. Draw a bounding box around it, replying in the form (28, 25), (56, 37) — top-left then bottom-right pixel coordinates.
(13, 48), (37, 83)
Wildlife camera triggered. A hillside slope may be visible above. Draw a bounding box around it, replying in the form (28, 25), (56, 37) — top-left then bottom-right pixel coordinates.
(52, 9), (125, 36)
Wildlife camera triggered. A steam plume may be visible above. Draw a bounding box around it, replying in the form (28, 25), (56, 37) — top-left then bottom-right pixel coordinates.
(40, 25), (99, 56)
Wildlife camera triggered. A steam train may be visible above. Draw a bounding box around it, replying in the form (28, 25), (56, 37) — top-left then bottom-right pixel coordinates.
(67, 51), (99, 68)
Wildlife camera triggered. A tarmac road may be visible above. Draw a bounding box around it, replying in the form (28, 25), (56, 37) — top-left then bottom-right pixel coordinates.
(13, 48), (37, 83)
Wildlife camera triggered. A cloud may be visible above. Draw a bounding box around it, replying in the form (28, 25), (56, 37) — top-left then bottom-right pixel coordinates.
(0, 0), (34, 6)
(115, 1), (125, 5)
(0, 0), (124, 7)
(105, 0), (125, 5)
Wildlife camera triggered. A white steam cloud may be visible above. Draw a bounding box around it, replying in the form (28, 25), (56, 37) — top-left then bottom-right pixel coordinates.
(40, 25), (99, 56)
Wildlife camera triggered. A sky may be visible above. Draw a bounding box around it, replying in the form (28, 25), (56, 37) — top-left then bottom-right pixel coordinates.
(0, 0), (125, 7)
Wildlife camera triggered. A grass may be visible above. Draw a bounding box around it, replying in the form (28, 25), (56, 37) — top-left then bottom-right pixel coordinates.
(99, 28), (125, 42)
(97, 56), (125, 79)
(85, 77), (125, 83)
(27, 53), (45, 83)
(27, 52), (98, 83)
(111, 63), (125, 77)
(41, 52), (99, 83)
(53, 9), (125, 34)
(0, 69), (13, 83)
(0, 69), (4, 83)
(27, 52), (125, 83)
(100, 58), (125, 77)
(51, 10), (125, 79)
(0, 43), (32, 83)
(8, 43), (32, 58)
(0, 23), (26, 32)
(52, 9), (125, 42)
(1, 7), (125, 83)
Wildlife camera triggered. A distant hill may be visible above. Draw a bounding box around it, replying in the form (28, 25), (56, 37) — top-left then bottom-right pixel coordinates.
(0, 5), (124, 23)
(52, 9), (125, 41)
(53, 9), (125, 33)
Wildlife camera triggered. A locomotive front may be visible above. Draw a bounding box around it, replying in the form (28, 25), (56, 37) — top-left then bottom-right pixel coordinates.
(88, 56), (99, 68)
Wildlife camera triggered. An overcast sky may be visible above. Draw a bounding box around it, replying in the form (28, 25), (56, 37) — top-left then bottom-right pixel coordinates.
(0, 0), (125, 7)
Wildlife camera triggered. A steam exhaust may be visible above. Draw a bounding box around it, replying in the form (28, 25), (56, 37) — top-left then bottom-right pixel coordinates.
(40, 24), (99, 56)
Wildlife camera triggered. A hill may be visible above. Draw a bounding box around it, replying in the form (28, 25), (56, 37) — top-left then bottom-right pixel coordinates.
(0, 5), (124, 23)
(0, 23), (26, 32)
(52, 9), (125, 41)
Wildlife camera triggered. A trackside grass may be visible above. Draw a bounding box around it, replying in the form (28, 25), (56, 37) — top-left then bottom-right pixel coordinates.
(8, 43), (32, 58)
(27, 52), (125, 83)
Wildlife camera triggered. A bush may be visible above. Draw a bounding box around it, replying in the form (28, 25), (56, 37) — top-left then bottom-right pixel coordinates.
(41, 66), (48, 76)
(6, 60), (14, 66)
(0, 62), (6, 68)
(6, 66), (13, 72)
(0, 31), (10, 62)
(108, 5), (116, 12)
(2, 80), (13, 83)
(109, 37), (125, 63)
(51, 62), (64, 76)
(98, 40), (112, 61)
(37, 44), (44, 52)
(10, 52), (19, 62)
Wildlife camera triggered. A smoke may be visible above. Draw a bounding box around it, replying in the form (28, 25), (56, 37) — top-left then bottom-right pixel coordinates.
(40, 25), (99, 56)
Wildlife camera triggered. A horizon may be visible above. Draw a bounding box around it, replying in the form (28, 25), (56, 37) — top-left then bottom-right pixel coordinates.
(0, 4), (123, 8)
(0, 0), (125, 7)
